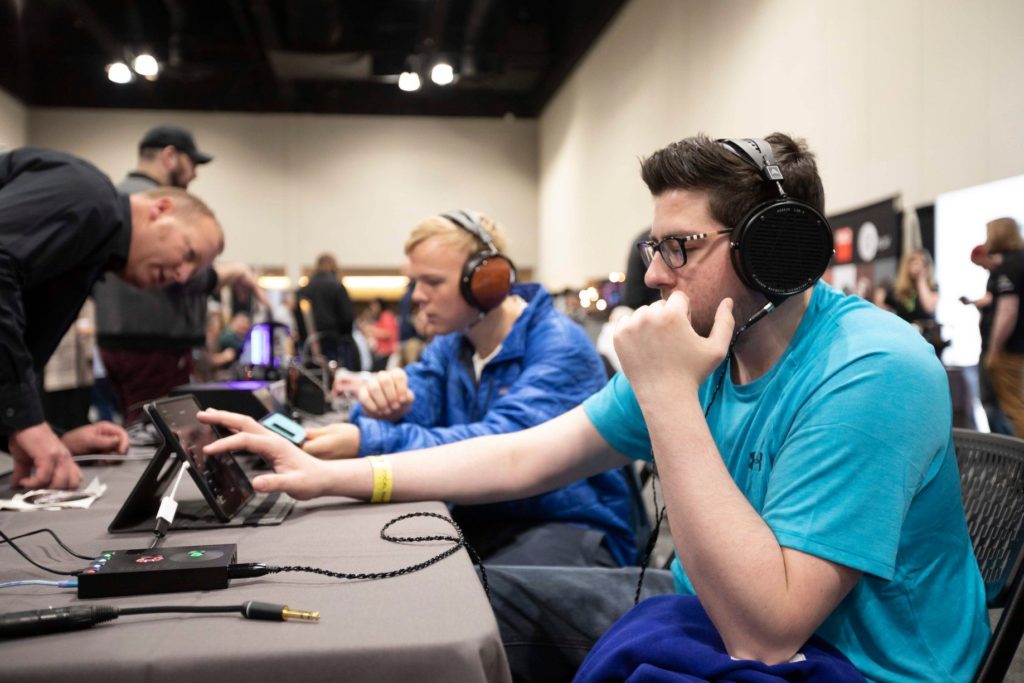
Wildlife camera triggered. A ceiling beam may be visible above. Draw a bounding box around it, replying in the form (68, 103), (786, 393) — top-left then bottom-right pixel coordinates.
(229, 0), (286, 106)
(460, 0), (494, 79)
(247, 0), (296, 105)
(49, 0), (123, 60)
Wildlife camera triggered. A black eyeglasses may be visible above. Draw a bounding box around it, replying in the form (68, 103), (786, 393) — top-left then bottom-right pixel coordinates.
(636, 229), (733, 269)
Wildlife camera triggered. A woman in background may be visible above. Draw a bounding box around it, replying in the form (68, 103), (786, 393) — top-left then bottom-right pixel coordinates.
(883, 249), (939, 324)
(877, 249), (945, 356)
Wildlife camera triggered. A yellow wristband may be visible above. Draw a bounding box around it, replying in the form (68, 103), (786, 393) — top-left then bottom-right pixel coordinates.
(368, 456), (393, 504)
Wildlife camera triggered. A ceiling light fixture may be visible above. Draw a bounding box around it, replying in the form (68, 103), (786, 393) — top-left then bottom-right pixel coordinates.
(106, 62), (133, 84)
(430, 63), (454, 86)
(398, 71), (421, 92)
(132, 54), (159, 79)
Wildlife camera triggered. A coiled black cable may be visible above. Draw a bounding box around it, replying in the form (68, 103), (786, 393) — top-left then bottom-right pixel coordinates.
(231, 512), (489, 597)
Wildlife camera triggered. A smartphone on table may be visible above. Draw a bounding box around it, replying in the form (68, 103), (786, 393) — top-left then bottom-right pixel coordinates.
(258, 412), (307, 446)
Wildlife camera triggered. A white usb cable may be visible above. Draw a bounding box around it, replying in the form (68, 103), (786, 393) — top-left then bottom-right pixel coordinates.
(150, 461), (190, 549)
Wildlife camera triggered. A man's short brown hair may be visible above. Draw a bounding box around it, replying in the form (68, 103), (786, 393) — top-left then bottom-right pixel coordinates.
(640, 133), (825, 230)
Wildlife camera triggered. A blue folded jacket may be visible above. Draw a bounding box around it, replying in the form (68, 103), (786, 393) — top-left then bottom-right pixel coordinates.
(575, 595), (865, 683)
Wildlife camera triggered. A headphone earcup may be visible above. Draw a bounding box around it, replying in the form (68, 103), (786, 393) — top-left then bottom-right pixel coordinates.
(731, 199), (833, 300)
(461, 252), (517, 311)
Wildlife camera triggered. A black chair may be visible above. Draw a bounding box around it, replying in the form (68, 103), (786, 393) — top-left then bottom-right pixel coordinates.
(952, 428), (1024, 683)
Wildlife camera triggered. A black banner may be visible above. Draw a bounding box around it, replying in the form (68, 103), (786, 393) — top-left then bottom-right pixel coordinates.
(825, 196), (900, 296)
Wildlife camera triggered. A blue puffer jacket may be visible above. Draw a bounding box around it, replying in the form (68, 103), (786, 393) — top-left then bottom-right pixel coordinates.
(351, 283), (638, 565)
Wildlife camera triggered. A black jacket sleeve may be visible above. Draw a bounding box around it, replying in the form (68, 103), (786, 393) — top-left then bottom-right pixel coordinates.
(0, 148), (123, 433)
(0, 250), (42, 430)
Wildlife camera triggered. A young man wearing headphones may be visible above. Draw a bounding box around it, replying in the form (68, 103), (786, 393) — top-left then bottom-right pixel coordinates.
(297, 211), (639, 568)
(202, 134), (987, 681)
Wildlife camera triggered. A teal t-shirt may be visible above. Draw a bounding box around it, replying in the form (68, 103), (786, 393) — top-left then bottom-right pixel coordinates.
(584, 282), (989, 683)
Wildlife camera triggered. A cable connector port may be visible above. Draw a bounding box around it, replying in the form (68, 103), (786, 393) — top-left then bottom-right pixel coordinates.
(227, 563), (271, 579)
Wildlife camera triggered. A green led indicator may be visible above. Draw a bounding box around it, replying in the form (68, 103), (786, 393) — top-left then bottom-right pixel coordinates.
(188, 550), (205, 558)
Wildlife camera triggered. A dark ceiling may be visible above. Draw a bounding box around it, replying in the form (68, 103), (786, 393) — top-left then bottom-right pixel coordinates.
(0, 0), (627, 118)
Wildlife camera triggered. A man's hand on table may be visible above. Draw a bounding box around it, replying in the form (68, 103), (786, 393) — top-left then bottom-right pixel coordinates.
(62, 421), (130, 457)
(9, 422), (83, 490)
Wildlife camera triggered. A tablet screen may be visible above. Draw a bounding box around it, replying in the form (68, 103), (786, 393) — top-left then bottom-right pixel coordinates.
(148, 395), (254, 520)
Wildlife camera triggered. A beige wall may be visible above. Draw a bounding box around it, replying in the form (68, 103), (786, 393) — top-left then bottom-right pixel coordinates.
(17, 0), (1024, 290)
(538, 0), (1024, 288)
(28, 109), (538, 281)
(0, 87), (27, 151)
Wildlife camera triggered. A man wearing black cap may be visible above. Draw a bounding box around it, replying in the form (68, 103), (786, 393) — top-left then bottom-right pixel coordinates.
(92, 125), (265, 424)
(132, 125), (213, 190)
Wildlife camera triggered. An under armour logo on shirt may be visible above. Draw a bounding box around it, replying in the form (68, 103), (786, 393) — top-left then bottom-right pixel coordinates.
(748, 451), (764, 471)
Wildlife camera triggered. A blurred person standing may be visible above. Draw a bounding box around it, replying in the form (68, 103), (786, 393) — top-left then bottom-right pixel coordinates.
(294, 253), (357, 369)
(962, 243), (1015, 434)
(93, 125), (265, 423)
(983, 217), (1024, 435)
(364, 298), (398, 371)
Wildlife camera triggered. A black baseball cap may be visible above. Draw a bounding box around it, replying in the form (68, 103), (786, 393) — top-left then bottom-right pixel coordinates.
(138, 125), (213, 164)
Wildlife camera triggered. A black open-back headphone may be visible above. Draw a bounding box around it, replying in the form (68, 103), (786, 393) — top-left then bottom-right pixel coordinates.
(717, 138), (834, 304)
(442, 210), (518, 312)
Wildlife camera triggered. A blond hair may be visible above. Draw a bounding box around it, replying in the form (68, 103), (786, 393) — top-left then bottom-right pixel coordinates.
(894, 249), (936, 303)
(404, 212), (509, 257)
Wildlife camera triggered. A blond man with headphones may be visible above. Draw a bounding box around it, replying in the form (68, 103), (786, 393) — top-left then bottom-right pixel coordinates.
(295, 211), (640, 568)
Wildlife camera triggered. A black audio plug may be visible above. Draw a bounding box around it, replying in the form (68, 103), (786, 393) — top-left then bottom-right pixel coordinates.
(0, 601), (318, 640)
(0, 606), (119, 639)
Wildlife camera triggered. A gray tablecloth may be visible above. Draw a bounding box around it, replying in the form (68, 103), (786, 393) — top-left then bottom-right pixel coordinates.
(0, 459), (511, 682)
